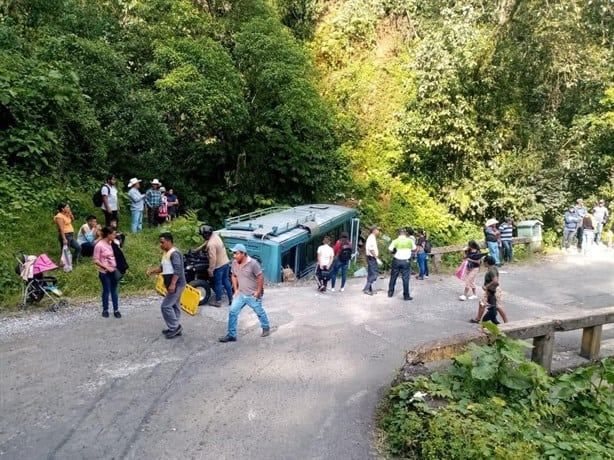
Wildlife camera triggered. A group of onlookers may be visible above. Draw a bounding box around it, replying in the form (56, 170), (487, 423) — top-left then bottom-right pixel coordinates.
(563, 198), (611, 254)
(126, 177), (179, 232)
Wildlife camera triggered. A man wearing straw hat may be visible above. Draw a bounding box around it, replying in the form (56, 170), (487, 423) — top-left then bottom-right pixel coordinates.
(145, 179), (163, 228)
(127, 177), (145, 233)
(484, 218), (501, 266)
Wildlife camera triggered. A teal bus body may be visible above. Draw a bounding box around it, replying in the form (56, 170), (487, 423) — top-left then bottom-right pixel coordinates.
(216, 204), (359, 283)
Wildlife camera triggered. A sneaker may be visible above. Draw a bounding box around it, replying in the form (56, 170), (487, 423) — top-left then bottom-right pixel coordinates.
(469, 318), (480, 324)
(218, 334), (237, 343)
(162, 329), (171, 334)
(340, 288), (345, 292)
(468, 295), (478, 300)
(261, 328), (270, 337)
(330, 288), (335, 292)
(165, 325), (183, 339)
(363, 290), (373, 296)
(209, 300), (222, 308)
(113, 311), (122, 318)
(459, 295), (467, 301)
(404, 296), (413, 301)
(102, 310), (109, 318)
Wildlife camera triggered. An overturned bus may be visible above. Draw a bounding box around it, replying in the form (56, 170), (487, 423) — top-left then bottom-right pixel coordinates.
(217, 204), (359, 283)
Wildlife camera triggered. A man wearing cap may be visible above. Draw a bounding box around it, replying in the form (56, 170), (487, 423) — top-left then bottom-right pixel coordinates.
(387, 228), (415, 300)
(145, 179), (162, 228)
(575, 199), (587, 251)
(563, 205), (580, 251)
(127, 178), (145, 233)
(363, 225), (381, 296)
(592, 199), (609, 244)
(484, 218), (501, 266)
(219, 244), (270, 342)
(101, 174), (119, 228)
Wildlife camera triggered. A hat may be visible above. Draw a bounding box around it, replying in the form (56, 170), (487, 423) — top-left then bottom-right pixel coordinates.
(599, 199), (605, 204)
(127, 177), (141, 188)
(230, 243), (247, 254)
(576, 198), (583, 203)
(369, 225), (380, 232)
(151, 179), (161, 186)
(159, 186), (166, 193)
(485, 218), (498, 227)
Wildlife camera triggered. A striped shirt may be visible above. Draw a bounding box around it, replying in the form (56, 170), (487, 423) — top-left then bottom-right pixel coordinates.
(499, 223), (513, 242)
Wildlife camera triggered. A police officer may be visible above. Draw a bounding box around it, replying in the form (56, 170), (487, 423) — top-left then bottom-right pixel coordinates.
(387, 228), (416, 300)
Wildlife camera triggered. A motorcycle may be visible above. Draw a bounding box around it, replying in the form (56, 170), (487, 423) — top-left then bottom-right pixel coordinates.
(183, 250), (213, 306)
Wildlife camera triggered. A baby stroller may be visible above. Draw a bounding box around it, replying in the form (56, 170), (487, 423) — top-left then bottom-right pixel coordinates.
(15, 253), (66, 311)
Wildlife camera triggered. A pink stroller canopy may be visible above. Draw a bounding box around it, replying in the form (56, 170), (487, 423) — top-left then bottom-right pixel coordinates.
(33, 254), (59, 275)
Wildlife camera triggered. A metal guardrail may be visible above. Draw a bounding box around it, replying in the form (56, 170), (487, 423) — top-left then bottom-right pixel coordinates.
(401, 306), (614, 376)
(430, 236), (534, 272)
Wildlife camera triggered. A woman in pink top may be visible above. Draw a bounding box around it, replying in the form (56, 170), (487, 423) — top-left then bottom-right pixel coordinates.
(93, 226), (121, 318)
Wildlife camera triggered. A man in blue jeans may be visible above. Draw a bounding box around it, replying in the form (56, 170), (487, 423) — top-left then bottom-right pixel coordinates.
(219, 244), (270, 343)
(196, 225), (232, 307)
(484, 218), (501, 266)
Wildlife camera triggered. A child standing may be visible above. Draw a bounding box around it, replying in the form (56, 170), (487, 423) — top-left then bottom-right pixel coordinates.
(470, 256), (508, 324)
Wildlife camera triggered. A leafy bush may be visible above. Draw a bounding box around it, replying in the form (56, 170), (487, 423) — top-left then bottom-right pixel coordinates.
(379, 324), (614, 459)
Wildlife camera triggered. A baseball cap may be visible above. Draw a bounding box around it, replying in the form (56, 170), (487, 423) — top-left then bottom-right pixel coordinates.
(230, 243), (247, 254)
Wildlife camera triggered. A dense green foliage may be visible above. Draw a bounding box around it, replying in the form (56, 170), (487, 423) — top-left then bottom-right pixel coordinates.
(312, 0), (614, 228)
(380, 324), (614, 459)
(1, 0), (613, 303)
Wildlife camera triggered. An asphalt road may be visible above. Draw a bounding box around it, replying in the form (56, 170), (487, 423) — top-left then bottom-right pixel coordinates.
(1, 249), (613, 460)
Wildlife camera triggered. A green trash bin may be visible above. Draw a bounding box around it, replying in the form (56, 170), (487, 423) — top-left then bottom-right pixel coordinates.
(517, 220), (543, 250)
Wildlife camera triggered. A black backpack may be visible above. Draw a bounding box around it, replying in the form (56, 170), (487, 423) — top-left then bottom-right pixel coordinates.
(423, 239), (432, 254)
(338, 243), (352, 263)
(93, 184), (109, 207)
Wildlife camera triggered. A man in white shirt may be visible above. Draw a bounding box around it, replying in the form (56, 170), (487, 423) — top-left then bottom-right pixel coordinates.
(362, 225), (380, 295)
(101, 174), (119, 228)
(316, 235), (335, 292)
(388, 228), (416, 300)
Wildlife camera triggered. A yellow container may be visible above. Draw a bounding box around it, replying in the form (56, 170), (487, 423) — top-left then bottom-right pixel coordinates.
(155, 275), (200, 316)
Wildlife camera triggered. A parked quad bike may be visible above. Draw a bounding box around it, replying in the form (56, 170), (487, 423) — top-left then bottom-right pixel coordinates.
(184, 250), (213, 306)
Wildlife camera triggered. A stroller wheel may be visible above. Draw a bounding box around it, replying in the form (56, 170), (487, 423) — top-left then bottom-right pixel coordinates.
(18, 302), (28, 310)
(58, 300), (68, 308)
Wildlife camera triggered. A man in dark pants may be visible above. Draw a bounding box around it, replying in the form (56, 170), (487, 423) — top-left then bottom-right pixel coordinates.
(387, 228), (416, 300)
(363, 225), (381, 295)
(146, 232), (186, 339)
(100, 174), (119, 228)
(145, 179), (162, 228)
(575, 198), (587, 252)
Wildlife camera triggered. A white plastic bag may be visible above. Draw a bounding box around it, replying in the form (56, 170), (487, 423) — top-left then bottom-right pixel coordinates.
(61, 244), (73, 272)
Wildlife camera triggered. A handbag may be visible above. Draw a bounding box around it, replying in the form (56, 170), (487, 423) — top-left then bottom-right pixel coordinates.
(112, 269), (123, 282)
(455, 260), (467, 280)
(61, 244), (73, 273)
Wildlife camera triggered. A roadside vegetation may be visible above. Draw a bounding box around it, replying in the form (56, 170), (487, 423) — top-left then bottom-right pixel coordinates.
(378, 323), (614, 459)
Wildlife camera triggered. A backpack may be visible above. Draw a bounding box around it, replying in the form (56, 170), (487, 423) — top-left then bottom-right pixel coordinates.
(338, 243), (352, 263)
(93, 184), (110, 208)
(423, 239), (432, 254)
